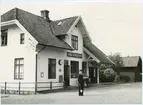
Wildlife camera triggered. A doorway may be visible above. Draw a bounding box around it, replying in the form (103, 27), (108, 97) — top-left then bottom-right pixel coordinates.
(64, 60), (70, 86)
(89, 67), (97, 83)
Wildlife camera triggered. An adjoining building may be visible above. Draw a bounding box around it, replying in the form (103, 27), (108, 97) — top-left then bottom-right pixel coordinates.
(0, 8), (114, 92)
(117, 56), (142, 82)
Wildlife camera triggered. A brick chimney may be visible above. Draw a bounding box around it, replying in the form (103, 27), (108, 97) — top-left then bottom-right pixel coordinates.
(41, 10), (51, 22)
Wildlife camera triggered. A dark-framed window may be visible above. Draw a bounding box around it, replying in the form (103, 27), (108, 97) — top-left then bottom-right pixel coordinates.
(1, 29), (8, 46)
(71, 35), (78, 50)
(48, 59), (56, 79)
(20, 33), (25, 44)
(71, 61), (79, 78)
(82, 62), (87, 76)
(14, 58), (24, 80)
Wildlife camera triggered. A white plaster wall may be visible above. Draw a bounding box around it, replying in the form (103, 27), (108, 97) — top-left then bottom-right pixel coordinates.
(37, 46), (66, 91)
(65, 26), (83, 54)
(37, 25), (84, 88)
(37, 46), (66, 82)
(66, 25), (84, 86)
(0, 24), (38, 91)
(83, 51), (89, 61)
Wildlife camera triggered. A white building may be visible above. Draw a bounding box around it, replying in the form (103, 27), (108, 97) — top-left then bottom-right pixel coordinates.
(0, 8), (113, 93)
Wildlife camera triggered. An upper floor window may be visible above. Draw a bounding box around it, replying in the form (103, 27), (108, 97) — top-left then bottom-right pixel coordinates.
(48, 59), (56, 79)
(14, 58), (24, 80)
(20, 33), (25, 44)
(71, 35), (78, 50)
(1, 29), (8, 46)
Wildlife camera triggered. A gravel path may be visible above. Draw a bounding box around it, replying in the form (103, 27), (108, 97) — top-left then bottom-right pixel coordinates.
(1, 83), (142, 104)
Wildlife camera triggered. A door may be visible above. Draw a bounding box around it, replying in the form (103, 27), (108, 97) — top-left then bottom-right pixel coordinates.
(64, 60), (70, 86)
(89, 67), (97, 83)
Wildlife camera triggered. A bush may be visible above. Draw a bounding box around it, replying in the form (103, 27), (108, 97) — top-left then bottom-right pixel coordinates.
(119, 75), (130, 82)
(99, 68), (116, 82)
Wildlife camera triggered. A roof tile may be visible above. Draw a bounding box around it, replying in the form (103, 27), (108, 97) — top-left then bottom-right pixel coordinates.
(122, 56), (140, 67)
(84, 42), (114, 64)
(51, 16), (78, 36)
(1, 8), (73, 50)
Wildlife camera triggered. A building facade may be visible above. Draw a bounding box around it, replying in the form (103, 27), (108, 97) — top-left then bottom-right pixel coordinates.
(117, 56), (142, 82)
(0, 8), (113, 92)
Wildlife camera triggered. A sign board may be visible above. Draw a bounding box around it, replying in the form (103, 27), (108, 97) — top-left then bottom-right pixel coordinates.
(67, 52), (82, 58)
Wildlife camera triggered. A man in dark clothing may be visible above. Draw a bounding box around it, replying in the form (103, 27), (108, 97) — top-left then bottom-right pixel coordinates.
(78, 70), (84, 96)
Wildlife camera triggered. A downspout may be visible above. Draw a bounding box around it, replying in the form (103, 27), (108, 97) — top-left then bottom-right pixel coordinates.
(97, 63), (101, 84)
(35, 54), (38, 94)
(35, 45), (46, 94)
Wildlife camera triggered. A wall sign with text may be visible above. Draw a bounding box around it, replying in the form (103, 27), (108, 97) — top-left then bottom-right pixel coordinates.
(67, 52), (82, 58)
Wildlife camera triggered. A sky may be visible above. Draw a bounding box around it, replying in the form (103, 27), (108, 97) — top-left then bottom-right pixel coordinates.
(0, 0), (142, 57)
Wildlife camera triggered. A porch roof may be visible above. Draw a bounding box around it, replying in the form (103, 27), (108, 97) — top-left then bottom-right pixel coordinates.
(84, 42), (114, 65)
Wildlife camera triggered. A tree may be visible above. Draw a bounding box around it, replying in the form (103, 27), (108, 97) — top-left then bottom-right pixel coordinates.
(108, 53), (123, 69)
(108, 53), (124, 82)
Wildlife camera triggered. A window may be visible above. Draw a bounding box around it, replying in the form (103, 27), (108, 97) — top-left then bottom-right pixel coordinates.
(20, 33), (25, 44)
(14, 58), (24, 80)
(71, 35), (78, 50)
(48, 59), (56, 79)
(82, 62), (87, 76)
(71, 61), (79, 78)
(1, 29), (8, 46)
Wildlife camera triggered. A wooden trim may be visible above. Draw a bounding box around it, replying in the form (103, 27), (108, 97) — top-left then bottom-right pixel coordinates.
(83, 47), (100, 63)
(35, 54), (38, 94)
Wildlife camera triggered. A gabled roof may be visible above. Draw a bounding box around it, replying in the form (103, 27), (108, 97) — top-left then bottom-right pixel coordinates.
(84, 42), (114, 64)
(1, 8), (72, 50)
(51, 16), (78, 36)
(122, 56), (141, 67)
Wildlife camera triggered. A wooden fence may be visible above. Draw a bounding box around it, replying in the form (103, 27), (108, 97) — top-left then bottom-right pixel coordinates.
(0, 81), (64, 95)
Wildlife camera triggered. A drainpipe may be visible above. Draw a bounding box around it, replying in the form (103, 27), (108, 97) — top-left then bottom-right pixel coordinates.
(35, 45), (46, 94)
(97, 63), (100, 84)
(35, 54), (38, 94)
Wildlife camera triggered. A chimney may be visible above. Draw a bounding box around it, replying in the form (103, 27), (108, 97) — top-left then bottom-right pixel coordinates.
(41, 10), (51, 22)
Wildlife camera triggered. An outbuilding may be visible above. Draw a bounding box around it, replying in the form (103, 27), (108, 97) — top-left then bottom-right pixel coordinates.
(117, 56), (142, 82)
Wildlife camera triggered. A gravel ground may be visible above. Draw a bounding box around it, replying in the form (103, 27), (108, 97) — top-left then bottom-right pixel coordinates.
(1, 82), (142, 104)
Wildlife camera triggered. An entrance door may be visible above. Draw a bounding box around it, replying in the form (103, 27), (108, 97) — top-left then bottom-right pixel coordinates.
(64, 60), (70, 86)
(89, 67), (97, 83)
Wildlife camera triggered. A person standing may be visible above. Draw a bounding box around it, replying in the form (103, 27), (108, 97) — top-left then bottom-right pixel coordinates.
(78, 70), (84, 96)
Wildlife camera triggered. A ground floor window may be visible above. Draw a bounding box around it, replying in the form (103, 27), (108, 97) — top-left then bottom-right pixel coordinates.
(48, 59), (56, 79)
(14, 58), (24, 80)
(82, 62), (87, 76)
(71, 61), (79, 78)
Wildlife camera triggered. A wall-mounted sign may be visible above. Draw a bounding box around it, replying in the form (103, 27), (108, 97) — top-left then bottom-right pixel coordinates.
(67, 52), (82, 58)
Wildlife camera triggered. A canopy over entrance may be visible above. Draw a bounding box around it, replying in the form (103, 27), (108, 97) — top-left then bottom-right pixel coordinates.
(83, 42), (114, 65)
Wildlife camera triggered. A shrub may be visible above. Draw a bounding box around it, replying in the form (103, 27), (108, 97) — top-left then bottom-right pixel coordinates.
(119, 75), (130, 82)
(99, 68), (116, 82)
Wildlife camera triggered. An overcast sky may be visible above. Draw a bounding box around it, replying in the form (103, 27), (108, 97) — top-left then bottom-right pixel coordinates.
(1, 0), (142, 57)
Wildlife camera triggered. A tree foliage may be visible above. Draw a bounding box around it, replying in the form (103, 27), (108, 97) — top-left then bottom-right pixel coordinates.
(108, 53), (123, 68)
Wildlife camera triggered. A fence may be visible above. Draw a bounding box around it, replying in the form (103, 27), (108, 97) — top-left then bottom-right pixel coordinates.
(0, 81), (64, 95)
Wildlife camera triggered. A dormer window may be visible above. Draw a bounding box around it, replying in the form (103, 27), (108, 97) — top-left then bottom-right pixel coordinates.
(1, 29), (8, 46)
(20, 33), (25, 44)
(71, 35), (78, 50)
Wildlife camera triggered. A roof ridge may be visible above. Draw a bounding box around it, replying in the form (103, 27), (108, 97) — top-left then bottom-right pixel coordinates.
(1, 8), (75, 50)
(52, 16), (79, 22)
(122, 56), (140, 58)
(14, 7), (18, 19)
(16, 7), (42, 18)
(1, 7), (44, 20)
